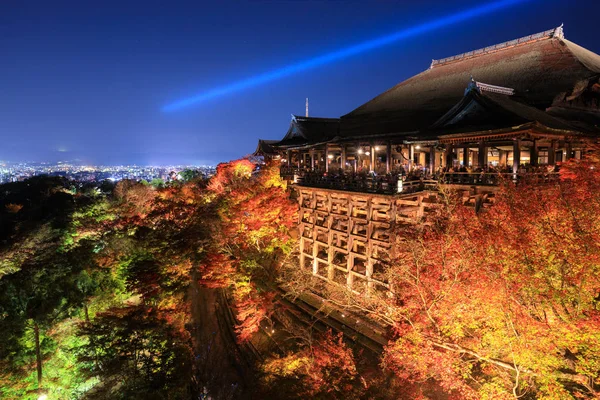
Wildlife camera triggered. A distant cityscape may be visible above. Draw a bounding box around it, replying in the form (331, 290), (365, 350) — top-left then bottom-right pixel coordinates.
(0, 161), (216, 184)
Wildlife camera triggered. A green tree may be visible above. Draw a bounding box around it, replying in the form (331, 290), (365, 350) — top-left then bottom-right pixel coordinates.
(77, 305), (193, 399)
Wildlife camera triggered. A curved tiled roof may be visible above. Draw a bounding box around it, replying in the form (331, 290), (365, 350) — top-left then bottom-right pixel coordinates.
(276, 115), (340, 147)
(341, 32), (600, 136)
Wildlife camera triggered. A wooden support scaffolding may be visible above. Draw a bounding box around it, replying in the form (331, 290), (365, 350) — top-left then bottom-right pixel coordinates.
(297, 186), (497, 295)
(297, 187), (445, 295)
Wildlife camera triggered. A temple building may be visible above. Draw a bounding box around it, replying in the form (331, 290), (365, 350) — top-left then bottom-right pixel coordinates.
(255, 26), (600, 294)
(256, 25), (600, 189)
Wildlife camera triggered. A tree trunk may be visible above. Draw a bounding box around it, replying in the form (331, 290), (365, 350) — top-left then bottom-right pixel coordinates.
(34, 322), (43, 388)
(84, 303), (90, 323)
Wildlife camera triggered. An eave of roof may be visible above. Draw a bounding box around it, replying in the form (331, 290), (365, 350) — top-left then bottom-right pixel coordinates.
(340, 27), (600, 137)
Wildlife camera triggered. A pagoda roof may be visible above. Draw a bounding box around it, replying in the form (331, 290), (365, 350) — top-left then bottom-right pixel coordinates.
(341, 26), (600, 137)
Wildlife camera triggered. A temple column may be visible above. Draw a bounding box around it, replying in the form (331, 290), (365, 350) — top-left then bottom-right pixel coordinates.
(513, 139), (521, 174)
(499, 150), (507, 167)
(310, 149), (315, 170)
(548, 140), (556, 166)
(462, 147), (468, 167)
(478, 141), (487, 168)
(341, 145), (347, 172)
(370, 144), (376, 173)
(429, 146), (436, 174)
(286, 150), (291, 167)
(530, 140), (538, 166)
(325, 144), (330, 173)
(409, 144), (415, 170)
(444, 144), (453, 168)
(385, 141), (392, 174)
(566, 142), (573, 160)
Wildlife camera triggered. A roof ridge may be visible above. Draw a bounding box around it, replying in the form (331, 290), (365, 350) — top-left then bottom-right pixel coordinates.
(430, 25), (564, 69)
(292, 115), (340, 121)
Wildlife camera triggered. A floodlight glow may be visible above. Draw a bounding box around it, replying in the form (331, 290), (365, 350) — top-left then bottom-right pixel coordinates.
(162, 0), (529, 112)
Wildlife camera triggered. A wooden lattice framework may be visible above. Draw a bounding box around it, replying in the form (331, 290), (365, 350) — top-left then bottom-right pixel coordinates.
(297, 187), (445, 295)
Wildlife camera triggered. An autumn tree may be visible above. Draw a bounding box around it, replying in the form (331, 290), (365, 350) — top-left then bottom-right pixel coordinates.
(378, 155), (600, 399)
(261, 330), (363, 399)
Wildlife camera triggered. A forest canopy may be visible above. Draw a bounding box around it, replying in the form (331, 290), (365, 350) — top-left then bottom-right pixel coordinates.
(1, 154), (600, 399)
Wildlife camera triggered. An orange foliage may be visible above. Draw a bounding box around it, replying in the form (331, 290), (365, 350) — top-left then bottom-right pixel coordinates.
(5, 203), (23, 213)
(234, 288), (275, 343)
(207, 158), (255, 194)
(261, 330), (360, 396)
(380, 153), (600, 398)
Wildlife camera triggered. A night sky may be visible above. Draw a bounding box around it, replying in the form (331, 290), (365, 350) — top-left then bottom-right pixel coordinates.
(1, 0), (599, 165)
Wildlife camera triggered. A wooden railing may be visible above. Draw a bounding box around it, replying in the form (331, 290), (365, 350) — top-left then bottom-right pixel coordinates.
(281, 168), (560, 195)
(295, 172), (436, 195)
(440, 172), (559, 186)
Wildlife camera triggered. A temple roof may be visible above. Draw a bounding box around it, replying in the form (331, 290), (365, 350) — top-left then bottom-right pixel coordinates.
(429, 80), (582, 134)
(253, 139), (279, 156)
(276, 115), (340, 147)
(341, 26), (600, 136)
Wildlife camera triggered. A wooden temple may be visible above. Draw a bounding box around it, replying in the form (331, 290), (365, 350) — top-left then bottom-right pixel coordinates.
(255, 26), (600, 294)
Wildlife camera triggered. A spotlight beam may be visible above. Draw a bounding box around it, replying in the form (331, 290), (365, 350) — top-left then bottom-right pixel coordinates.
(162, 0), (530, 112)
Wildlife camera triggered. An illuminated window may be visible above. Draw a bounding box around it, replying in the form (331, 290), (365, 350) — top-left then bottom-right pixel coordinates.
(538, 150), (548, 165)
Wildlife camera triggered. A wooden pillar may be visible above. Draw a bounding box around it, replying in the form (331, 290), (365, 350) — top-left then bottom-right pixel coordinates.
(499, 150), (507, 166)
(327, 195), (334, 281)
(325, 144), (330, 173)
(478, 141), (487, 168)
(409, 144), (414, 170)
(370, 144), (376, 173)
(444, 144), (453, 168)
(385, 141), (392, 174)
(530, 140), (538, 166)
(346, 197), (354, 288)
(566, 142), (573, 160)
(548, 140), (556, 165)
(462, 147), (468, 166)
(341, 145), (347, 172)
(310, 149), (315, 170)
(286, 150), (291, 167)
(513, 139), (521, 173)
(429, 146), (436, 174)
(297, 152), (301, 169)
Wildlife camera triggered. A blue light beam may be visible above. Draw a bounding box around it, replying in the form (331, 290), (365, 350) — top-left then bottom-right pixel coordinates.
(162, 0), (529, 112)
